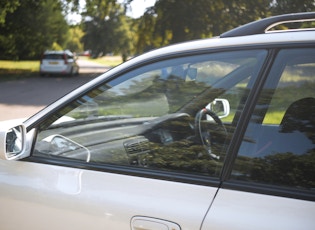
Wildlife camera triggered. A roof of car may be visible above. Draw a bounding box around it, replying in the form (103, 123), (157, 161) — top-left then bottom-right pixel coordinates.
(115, 30), (314, 72)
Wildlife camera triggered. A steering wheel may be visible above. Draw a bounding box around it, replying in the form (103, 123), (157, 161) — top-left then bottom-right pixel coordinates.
(195, 108), (227, 160)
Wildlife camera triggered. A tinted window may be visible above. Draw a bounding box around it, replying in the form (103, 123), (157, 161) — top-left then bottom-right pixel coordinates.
(34, 50), (267, 177)
(43, 54), (64, 60)
(233, 48), (315, 191)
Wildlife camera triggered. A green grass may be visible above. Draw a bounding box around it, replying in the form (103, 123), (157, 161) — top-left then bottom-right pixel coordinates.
(0, 60), (40, 81)
(0, 60), (40, 71)
(87, 56), (123, 67)
(0, 56), (123, 82)
(263, 111), (285, 124)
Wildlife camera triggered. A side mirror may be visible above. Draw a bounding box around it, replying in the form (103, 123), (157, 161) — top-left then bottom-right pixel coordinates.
(0, 121), (27, 160)
(206, 98), (230, 119)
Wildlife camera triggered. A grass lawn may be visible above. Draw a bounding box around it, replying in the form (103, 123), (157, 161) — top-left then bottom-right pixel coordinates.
(84, 55), (123, 67)
(0, 60), (40, 71)
(0, 56), (123, 82)
(0, 60), (40, 82)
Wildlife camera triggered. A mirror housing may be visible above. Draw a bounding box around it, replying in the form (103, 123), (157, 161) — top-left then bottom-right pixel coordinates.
(206, 98), (230, 119)
(0, 120), (27, 160)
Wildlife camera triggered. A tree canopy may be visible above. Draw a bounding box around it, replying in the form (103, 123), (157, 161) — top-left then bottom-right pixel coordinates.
(0, 0), (314, 60)
(146, 0), (314, 47)
(81, 0), (134, 59)
(0, 0), (69, 60)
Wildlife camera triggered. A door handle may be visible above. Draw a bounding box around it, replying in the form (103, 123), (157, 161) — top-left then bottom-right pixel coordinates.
(131, 216), (181, 230)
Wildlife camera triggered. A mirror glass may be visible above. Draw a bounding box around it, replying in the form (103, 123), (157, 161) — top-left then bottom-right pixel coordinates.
(207, 98), (230, 118)
(6, 126), (23, 155)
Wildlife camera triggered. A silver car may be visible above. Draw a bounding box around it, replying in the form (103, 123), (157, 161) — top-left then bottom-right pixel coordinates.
(40, 50), (79, 76)
(0, 12), (314, 230)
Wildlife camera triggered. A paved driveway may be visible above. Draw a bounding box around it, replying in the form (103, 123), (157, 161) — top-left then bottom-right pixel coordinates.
(0, 60), (109, 121)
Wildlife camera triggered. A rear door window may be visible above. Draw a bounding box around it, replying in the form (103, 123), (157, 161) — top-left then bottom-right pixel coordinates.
(43, 54), (64, 60)
(233, 48), (315, 193)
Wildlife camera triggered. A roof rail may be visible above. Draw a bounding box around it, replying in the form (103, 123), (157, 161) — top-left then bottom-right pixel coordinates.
(220, 12), (315, 38)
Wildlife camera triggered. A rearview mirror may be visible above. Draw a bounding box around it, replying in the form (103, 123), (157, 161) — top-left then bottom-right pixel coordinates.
(0, 121), (27, 160)
(206, 98), (230, 119)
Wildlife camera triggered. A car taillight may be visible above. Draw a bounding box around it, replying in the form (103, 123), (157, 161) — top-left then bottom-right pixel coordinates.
(63, 54), (68, 64)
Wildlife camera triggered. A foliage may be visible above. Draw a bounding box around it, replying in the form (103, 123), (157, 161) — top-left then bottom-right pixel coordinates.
(234, 150), (315, 189)
(81, 0), (134, 60)
(51, 42), (63, 51)
(0, 0), (20, 25)
(137, 0), (314, 49)
(133, 9), (166, 53)
(0, 0), (69, 60)
(271, 0), (315, 14)
(146, 0), (270, 45)
(66, 26), (84, 52)
(1, 0), (315, 60)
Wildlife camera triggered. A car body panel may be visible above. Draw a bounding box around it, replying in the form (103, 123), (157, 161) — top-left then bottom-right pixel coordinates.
(0, 160), (217, 230)
(203, 188), (315, 230)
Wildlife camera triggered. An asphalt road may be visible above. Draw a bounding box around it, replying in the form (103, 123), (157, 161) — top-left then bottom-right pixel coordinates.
(0, 59), (109, 121)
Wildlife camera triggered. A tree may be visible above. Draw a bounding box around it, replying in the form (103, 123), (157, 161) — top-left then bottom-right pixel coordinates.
(66, 26), (84, 52)
(133, 11), (160, 54)
(150, 0), (271, 45)
(1, 0), (314, 60)
(271, 0), (315, 14)
(134, 0), (314, 51)
(81, 0), (134, 60)
(0, 0), (20, 25)
(0, 0), (69, 60)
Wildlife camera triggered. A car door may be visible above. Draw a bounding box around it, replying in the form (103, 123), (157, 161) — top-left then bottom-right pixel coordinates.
(0, 49), (267, 230)
(202, 48), (315, 229)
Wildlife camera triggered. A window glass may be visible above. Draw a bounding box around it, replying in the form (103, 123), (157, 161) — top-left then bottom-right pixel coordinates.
(43, 54), (63, 60)
(233, 48), (315, 191)
(34, 50), (266, 177)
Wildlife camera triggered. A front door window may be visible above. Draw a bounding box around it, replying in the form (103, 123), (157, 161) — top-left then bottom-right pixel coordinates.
(34, 50), (267, 177)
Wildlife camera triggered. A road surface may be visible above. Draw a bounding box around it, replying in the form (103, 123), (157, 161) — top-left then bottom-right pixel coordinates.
(0, 59), (109, 121)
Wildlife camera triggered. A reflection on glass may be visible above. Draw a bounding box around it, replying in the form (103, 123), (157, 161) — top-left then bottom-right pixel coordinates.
(35, 50), (267, 177)
(6, 126), (23, 156)
(235, 48), (315, 191)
